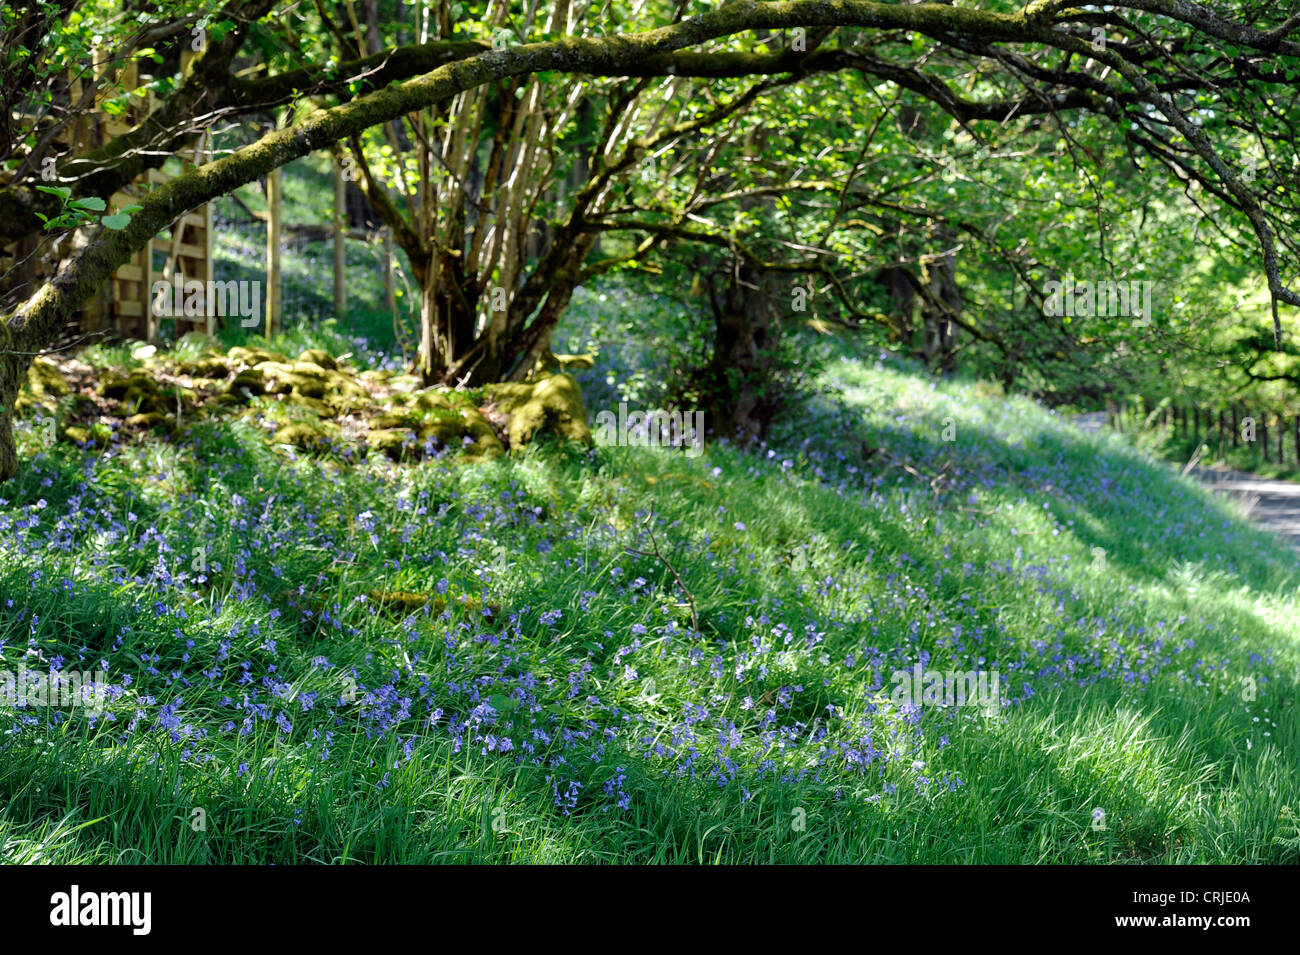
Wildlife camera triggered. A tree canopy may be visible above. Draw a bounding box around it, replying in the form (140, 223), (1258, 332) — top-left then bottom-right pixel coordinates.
(2, 0), (1298, 475)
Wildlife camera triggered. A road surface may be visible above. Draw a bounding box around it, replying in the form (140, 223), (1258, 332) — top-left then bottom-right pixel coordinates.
(1069, 411), (1300, 550)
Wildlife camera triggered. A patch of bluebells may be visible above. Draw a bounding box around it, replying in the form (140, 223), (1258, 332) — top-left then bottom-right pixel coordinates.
(0, 351), (1290, 820)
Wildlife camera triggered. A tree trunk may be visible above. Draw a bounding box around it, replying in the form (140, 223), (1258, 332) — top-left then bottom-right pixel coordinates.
(705, 257), (780, 446)
(920, 233), (962, 374)
(414, 252), (479, 382)
(416, 261), (439, 380)
(0, 347), (23, 482)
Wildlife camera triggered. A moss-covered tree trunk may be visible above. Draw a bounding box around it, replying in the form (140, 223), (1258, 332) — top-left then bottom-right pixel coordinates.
(0, 346), (22, 482)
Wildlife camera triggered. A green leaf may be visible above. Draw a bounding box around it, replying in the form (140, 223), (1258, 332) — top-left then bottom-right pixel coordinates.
(100, 213), (131, 230)
(70, 196), (106, 211)
(35, 184), (71, 200)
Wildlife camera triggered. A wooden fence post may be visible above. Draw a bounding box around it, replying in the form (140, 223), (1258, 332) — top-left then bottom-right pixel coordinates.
(333, 153), (347, 319)
(383, 228), (396, 317)
(266, 166), (282, 339)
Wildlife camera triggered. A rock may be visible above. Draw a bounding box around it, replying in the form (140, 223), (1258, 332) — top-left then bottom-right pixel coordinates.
(525, 350), (596, 380)
(272, 421), (335, 453)
(177, 356), (230, 378)
(556, 353), (595, 371)
(97, 371), (134, 400)
(367, 427), (417, 460)
(411, 390), (453, 412)
(227, 345), (288, 367)
(322, 392), (369, 418)
(400, 400), (505, 459)
(27, 358), (72, 402)
(386, 373), (424, 394)
(373, 411), (415, 430)
(100, 371), (171, 416)
(298, 348), (339, 371)
(229, 361), (368, 412)
(487, 382), (535, 412)
(125, 412), (174, 432)
(489, 373), (591, 449)
(320, 371), (371, 416)
(418, 416), (463, 446)
(292, 361), (330, 387)
(226, 367), (266, 398)
(287, 374), (327, 399)
(254, 362), (296, 395)
(457, 406), (504, 458)
(286, 394), (331, 417)
(292, 360), (330, 379)
(67, 393), (97, 415)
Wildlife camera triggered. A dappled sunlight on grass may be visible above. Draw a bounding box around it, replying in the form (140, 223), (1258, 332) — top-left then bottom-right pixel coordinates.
(1, 347), (1297, 862)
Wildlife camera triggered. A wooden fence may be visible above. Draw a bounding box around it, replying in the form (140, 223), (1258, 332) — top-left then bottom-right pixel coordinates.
(0, 53), (214, 341)
(1109, 399), (1300, 465)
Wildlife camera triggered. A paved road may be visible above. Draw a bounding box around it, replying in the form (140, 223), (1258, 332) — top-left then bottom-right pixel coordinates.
(1185, 466), (1300, 551)
(1069, 412), (1300, 550)
(1073, 411), (1109, 434)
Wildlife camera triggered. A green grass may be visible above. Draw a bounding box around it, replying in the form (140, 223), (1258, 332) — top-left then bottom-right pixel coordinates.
(1136, 423), (1300, 483)
(1, 348), (1297, 863)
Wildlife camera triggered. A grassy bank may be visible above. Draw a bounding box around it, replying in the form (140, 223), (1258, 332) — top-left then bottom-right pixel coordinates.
(1, 347), (1297, 863)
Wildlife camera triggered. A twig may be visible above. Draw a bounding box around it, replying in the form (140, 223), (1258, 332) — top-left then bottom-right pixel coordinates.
(627, 514), (700, 637)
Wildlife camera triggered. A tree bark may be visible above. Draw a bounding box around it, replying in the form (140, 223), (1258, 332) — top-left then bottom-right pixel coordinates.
(0, 346), (20, 482)
(705, 257), (780, 446)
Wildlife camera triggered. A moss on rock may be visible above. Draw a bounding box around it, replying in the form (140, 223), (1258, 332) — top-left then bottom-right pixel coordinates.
(24, 358), (72, 407)
(488, 373), (591, 449)
(367, 427), (417, 460)
(99, 371), (171, 416)
(125, 412), (175, 433)
(373, 410), (415, 430)
(60, 424), (93, 445)
(298, 348), (339, 371)
(555, 353), (595, 371)
(177, 356), (230, 378)
(227, 345), (289, 367)
(226, 367), (267, 399)
(412, 390), (453, 412)
(286, 394), (332, 417)
(272, 420), (337, 453)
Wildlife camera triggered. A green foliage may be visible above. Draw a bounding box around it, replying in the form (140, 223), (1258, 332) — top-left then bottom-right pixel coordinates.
(2, 347), (1297, 863)
(32, 186), (138, 232)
